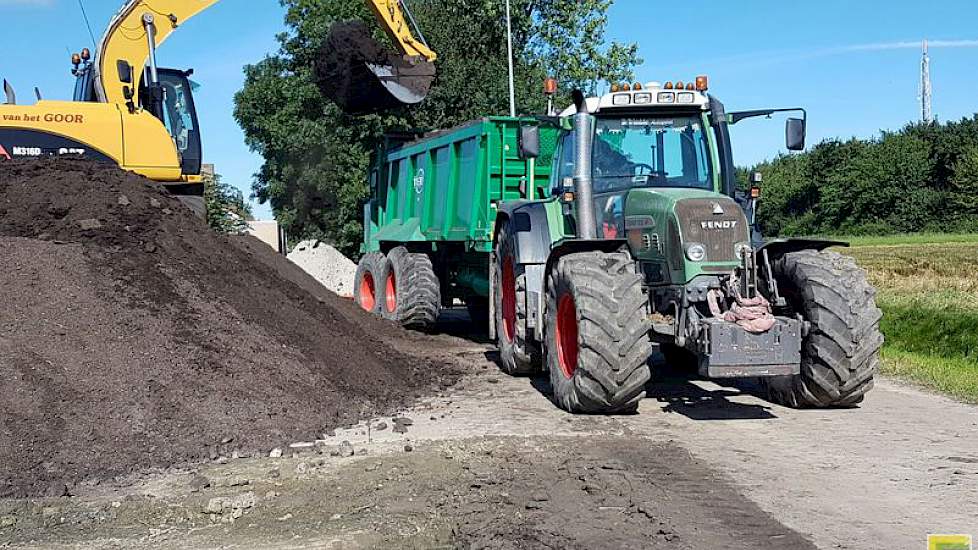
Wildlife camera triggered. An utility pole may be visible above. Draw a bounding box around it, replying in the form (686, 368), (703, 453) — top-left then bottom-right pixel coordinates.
(504, 0), (517, 117)
(921, 40), (933, 123)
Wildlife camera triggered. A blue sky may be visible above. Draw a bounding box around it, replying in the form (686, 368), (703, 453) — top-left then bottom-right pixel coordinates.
(2, 0), (977, 220)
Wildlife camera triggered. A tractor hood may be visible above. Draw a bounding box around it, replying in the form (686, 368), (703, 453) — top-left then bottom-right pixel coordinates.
(621, 188), (750, 283)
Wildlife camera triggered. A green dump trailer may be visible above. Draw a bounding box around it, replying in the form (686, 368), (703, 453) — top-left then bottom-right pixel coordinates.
(354, 84), (882, 416)
(355, 117), (559, 326)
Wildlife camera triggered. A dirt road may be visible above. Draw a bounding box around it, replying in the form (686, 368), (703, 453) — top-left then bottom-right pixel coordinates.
(1, 316), (975, 549)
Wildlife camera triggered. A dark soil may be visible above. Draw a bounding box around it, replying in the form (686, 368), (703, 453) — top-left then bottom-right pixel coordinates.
(313, 20), (435, 114)
(450, 437), (817, 550)
(0, 158), (457, 498)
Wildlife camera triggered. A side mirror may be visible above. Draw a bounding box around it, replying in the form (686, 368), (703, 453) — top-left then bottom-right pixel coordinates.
(519, 125), (540, 159)
(786, 117), (806, 151)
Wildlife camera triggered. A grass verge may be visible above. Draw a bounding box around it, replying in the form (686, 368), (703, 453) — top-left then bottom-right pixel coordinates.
(840, 238), (978, 402)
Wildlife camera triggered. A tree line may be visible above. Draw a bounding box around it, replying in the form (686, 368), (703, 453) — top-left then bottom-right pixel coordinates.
(750, 116), (978, 237)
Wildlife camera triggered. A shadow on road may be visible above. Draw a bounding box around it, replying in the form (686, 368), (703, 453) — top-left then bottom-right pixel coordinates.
(646, 375), (777, 420)
(434, 308), (492, 345)
(444, 308), (779, 420)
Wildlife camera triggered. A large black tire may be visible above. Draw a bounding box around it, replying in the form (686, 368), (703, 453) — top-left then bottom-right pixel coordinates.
(380, 246), (440, 330)
(545, 251), (653, 414)
(764, 250), (883, 407)
(354, 252), (385, 314)
(493, 222), (540, 375)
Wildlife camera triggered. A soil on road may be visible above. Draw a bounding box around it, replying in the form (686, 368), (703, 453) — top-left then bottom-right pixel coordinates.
(1, 315), (976, 549)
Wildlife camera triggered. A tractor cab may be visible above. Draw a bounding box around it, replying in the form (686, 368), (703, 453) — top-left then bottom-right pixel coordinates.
(548, 78), (807, 263)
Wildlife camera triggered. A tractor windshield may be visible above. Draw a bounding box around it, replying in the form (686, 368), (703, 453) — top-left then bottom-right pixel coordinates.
(593, 115), (713, 192)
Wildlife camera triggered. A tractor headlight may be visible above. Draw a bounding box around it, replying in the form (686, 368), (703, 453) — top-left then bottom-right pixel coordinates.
(685, 243), (707, 262)
(735, 242), (752, 260)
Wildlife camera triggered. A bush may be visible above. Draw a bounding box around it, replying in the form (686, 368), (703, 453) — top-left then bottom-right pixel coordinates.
(753, 115), (978, 237)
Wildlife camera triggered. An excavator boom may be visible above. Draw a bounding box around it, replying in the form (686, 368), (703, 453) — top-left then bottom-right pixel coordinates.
(93, 0), (436, 114)
(95, 0), (220, 107)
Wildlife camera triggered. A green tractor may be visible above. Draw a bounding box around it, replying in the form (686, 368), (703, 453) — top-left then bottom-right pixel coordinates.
(355, 78), (883, 414)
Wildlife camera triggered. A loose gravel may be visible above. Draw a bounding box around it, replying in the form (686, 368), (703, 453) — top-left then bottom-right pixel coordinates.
(287, 240), (358, 297)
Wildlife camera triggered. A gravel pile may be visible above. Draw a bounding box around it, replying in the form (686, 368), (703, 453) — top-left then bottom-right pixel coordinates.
(287, 240), (358, 297)
(0, 158), (457, 498)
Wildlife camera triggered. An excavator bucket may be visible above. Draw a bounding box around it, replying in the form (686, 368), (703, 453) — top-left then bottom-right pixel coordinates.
(314, 21), (435, 114)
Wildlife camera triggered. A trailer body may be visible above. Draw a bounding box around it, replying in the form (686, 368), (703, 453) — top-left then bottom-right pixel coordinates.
(363, 117), (559, 303)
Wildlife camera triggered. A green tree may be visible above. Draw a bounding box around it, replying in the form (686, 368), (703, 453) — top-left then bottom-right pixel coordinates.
(530, 0), (640, 95)
(950, 145), (978, 214)
(234, 0), (639, 257)
(204, 172), (252, 234)
(753, 115), (978, 237)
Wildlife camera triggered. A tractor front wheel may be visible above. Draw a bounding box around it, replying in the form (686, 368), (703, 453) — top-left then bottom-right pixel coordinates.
(545, 251), (652, 414)
(764, 250), (883, 407)
(493, 221), (540, 375)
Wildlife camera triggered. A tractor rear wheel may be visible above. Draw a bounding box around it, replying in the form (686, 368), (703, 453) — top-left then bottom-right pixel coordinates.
(380, 246), (440, 330)
(764, 250), (883, 407)
(354, 252), (385, 314)
(545, 251), (652, 414)
(493, 221), (540, 375)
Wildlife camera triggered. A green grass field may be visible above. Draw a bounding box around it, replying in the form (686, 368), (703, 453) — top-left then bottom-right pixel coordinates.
(837, 235), (978, 402)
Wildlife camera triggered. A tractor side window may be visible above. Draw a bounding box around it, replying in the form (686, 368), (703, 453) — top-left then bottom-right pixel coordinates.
(553, 131), (576, 194)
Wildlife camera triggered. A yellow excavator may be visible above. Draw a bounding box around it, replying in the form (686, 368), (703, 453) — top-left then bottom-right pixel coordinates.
(0, 0), (437, 211)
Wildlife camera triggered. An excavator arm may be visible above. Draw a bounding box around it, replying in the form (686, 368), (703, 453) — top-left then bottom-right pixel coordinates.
(368, 0), (436, 61)
(94, 0), (437, 113)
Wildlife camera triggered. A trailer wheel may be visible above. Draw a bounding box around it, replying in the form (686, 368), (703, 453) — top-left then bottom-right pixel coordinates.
(380, 246), (440, 330)
(764, 250), (883, 407)
(545, 251), (652, 414)
(493, 222), (539, 375)
(354, 252), (385, 313)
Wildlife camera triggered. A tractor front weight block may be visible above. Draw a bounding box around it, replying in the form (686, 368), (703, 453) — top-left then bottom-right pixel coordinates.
(695, 318), (802, 378)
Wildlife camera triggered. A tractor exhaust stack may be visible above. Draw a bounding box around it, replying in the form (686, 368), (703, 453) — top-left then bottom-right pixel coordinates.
(571, 90), (597, 239)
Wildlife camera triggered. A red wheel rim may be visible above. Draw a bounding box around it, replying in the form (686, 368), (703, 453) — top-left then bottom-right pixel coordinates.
(501, 256), (517, 342)
(359, 272), (376, 311)
(555, 293), (578, 378)
(385, 269), (397, 313)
